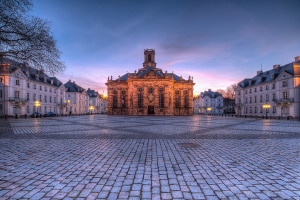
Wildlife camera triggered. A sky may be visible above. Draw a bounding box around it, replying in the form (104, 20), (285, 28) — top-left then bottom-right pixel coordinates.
(31, 0), (300, 95)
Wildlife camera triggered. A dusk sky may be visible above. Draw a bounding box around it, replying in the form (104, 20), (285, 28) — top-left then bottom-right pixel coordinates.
(31, 0), (300, 95)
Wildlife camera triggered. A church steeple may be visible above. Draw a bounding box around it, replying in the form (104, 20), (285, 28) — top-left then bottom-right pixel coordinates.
(143, 49), (156, 68)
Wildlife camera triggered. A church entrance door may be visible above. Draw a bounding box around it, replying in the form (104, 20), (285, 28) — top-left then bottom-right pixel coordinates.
(148, 106), (154, 115)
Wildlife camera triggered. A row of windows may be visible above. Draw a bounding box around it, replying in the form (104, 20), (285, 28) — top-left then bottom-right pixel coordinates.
(245, 106), (276, 114)
(241, 91), (289, 104)
(27, 105), (56, 114)
(239, 81), (289, 95)
(14, 79), (63, 94)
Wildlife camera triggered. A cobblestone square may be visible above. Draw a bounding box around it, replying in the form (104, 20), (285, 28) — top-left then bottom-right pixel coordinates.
(0, 115), (299, 199)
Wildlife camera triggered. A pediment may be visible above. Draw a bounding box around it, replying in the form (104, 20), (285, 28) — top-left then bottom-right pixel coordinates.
(12, 68), (27, 79)
(275, 71), (293, 81)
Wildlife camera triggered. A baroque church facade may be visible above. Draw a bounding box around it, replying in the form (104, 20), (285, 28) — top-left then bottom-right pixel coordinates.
(106, 49), (194, 115)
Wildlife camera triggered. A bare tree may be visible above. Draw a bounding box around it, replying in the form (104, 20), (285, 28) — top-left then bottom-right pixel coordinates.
(226, 83), (237, 99)
(0, 0), (65, 75)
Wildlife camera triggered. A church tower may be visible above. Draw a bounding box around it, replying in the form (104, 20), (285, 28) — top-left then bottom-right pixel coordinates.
(143, 49), (156, 68)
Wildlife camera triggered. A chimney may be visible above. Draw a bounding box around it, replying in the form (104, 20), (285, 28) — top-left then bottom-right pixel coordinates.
(257, 71), (263, 75)
(295, 56), (300, 62)
(273, 64), (280, 69)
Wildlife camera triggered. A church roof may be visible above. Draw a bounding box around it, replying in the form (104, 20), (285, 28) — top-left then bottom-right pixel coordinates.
(119, 66), (183, 81)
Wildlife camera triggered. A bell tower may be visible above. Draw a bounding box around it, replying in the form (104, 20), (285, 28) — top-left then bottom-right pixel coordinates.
(143, 49), (156, 68)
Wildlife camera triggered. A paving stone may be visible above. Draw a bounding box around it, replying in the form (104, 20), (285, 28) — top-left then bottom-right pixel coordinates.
(0, 116), (299, 200)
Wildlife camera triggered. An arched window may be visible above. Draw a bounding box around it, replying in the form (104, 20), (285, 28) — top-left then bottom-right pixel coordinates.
(121, 91), (126, 107)
(175, 90), (180, 108)
(159, 87), (164, 108)
(138, 87), (143, 108)
(148, 54), (151, 61)
(148, 87), (154, 94)
(113, 96), (118, 108)
(184, 91), (188, 108)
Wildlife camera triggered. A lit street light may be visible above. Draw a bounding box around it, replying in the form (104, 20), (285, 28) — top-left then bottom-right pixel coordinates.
(262, 104), (270, 119)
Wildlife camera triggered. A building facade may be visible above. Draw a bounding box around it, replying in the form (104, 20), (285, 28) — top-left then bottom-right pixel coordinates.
(0, 60), (66, 117)
(194, 89), (224, 114)
(64, 80), (88, 115)
(235, 56), (300, 119)
(106, 49), (194, 115)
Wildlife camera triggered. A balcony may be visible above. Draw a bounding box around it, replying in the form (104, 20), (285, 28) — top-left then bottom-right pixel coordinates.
(8, 97), (28, 103)
(273, 98), (294, 104)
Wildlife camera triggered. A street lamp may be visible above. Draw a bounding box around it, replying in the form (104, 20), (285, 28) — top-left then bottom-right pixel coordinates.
(207, 107), (212, 115)
(34, 100), (41, 117)
(89, 106), (94, 115)
(262, 104), (270, 119)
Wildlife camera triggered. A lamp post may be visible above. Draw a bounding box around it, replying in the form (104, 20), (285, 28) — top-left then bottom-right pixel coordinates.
(262, 104), (270, 119)
(207, 107), (212, 115)
(34, 100), (41, 117)
(89, 105), (94, 115)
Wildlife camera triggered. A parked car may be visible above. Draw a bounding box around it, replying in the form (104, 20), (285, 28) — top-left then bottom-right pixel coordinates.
(44, 112), (56, 117)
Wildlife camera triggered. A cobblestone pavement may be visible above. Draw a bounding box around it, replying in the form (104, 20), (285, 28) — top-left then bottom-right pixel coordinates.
(0, 115), (299, 199)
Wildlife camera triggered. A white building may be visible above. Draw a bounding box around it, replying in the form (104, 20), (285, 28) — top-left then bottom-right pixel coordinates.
(0, 60), (66, 117)
(86, 89), (108, 114)
(235, 56), (300, 119)
(194, 89), (224, 114)
(64, 80), (88, 115)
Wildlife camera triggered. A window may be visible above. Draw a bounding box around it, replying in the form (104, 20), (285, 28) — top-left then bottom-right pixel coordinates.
(50, 96), (52, 103)
(138, 88), (143, 108)
(283, 91), (288, 99)
(39, 95), (42, 102)
(249, 97), (252, 103)
(27, 93), (30, 101)
(45, 87), (47, 92)
(16, 80), (20, 86)
(254, 88), (257, 92)
(159, 88), (164, 108)
(0, 78), (2, 83)
(184, 91), (188, 108)
(27, 106), (30, 113)
(40, 85), (42, 90)
(282, 81), (288, 87)
(113, 95), (118, 108)
(44, 95), (47, 102)
(266, 85), (269, 90)
(260, 95), (262, 103)
(0, 89), (2, 98)
(50, 88), (52, 93)
(272, 106), (276, 113)
(121, 91), (126, 107)
(15, 91), (20, 98)
(33, 94), (36, 101)
(254, 106), (257, 113)
(272, 84), (275, 89)
(34, 84), (36, 89)
(175, 90), (180, 108)
(254, 96), (256, 103)
(148, 87), (153, 94)
(260, 86), (262, 91)
(272, 93), (276, 101)
(27, 82), (30, 88)
(250, 88), (252, 93)
(266, 94), (269, 102)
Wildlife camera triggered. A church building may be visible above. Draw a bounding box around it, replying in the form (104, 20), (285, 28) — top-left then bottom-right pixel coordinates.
(106, 49), (194, 115)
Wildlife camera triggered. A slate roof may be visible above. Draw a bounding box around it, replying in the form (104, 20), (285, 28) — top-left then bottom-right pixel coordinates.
(64, 80), (85, 93)
(238, 62), (297, 88)
(87, 88), (99, 97)
(200, 90), (222, 98)
(1, 58), (63, 87)
(119, 66), (183, 81)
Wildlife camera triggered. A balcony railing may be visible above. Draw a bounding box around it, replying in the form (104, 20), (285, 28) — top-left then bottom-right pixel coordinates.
(8, 97), (28, 102)
(273, 98), (294, 104)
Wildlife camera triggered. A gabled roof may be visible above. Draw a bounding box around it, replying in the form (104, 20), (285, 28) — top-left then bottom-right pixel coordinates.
(64, 80), (85, 93)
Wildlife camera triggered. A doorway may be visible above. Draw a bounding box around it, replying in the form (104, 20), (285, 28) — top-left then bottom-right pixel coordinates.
(148, 106), (154, 115)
